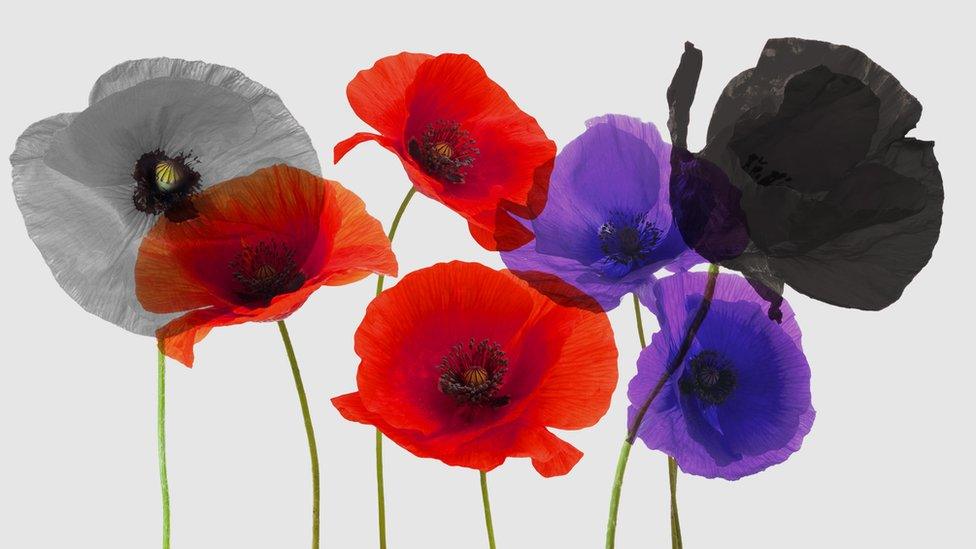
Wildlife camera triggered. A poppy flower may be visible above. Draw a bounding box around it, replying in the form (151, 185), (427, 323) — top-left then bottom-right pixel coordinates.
(334, 52), (556, 251)
(693, 38), (943, 310)
(332, 261), (618, 476)
(630, 271), (814, 480)
(500, 115), (701, 311)
(11, 57), (320, 335)
(135, 164), (397, 367)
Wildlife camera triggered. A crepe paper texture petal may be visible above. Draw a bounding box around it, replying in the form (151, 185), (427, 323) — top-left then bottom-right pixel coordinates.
(630, 271), (814, 480)
(332, 261), (617, 476)
(11, 58), (320, 335)
(501, 115), (702, 311)
(136, 165), (396, 367)
(334, 52), (556, 251)
(694, 38), (943, 311)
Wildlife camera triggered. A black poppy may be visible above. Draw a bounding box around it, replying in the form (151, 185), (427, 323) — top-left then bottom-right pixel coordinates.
(686, 38), (943, 311)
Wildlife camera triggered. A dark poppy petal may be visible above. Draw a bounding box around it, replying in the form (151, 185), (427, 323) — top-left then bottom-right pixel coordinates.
(698, 38), (942, 310)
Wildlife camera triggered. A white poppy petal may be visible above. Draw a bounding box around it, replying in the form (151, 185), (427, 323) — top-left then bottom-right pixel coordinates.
(12, 58), (320, 335)
(12, 113), (178, 335)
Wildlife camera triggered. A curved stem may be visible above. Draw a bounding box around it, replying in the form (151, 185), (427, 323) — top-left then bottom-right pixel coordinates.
(605, 440), (632, 549)
(480, 471), (497, 549)
(157, 346), (171, 549)
(374, 185), (418, 549)
(668, 457), (683, 548)
(277, 320), (320, 549)
(606, 266), (720, 548)
(633, 294), (684, 546)
(375, 186), (418, 296)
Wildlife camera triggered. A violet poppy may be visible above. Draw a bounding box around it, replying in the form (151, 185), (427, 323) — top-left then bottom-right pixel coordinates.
(332, 261), (618, 476)
(501, 115), (700, 311)
(334, 52), (556, 251)
(630, 270), (814, 480)
(692, 38), (943, 311)
(11, 57), (320, 335)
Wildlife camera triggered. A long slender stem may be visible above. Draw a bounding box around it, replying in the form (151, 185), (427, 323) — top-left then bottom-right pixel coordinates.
(374, 185), (418, 549)
(157, 346), (171, 549)
(480, 471), (497, 549)
(375, 186), (418, 296)
(632, 293), (684, 548)
(668, 457), (683, 548)
(606, 265), (720, 548)
(605, 440), (632, 549)
(277, 320), (320, 549)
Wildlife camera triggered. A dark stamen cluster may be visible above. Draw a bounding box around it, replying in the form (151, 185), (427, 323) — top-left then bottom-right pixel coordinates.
(132, 149), (201, 215)
(408, 120), (479, 184)
(680, 350), (738, 405)
(741, 153), (792, 186)
(229, 240), (305, 303)
(599, 211), (663, 267)
(437, 338), (510, 407)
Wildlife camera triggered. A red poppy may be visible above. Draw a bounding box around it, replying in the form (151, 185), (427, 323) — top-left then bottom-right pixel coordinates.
(334, 53), (556, 251)
(135, 164), (397, 367)
(332, 261), (618, 476)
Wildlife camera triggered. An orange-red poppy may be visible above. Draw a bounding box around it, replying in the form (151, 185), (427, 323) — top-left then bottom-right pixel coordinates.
(135, 164), (397, 367)
(332, 261), (618, 476)
(334, 53), (556, 251)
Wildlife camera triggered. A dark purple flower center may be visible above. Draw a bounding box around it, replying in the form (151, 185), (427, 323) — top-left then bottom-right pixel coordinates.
(132, 149), (201, 215)
(740, 153), (793, 187)
(680, 350), (737, 405)
(597, 211), (662, 275)
(437, 338), (510, 407)
(408, 120), (479, 184)
(229, 240), (305, 304)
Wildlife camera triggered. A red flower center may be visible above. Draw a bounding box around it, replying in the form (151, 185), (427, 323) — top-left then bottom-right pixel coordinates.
(229, 240), (305, 303)
(408, 120), (479, 184)
(437, 338), (510, 407)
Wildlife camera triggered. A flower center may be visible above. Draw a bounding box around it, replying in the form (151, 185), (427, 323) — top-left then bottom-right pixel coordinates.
(679, 350), (737, 405)
(740, 153), (792, 187)
(437, 338), (510, 407)
(229, 240), (305, 303)
(132, 149), (201, 215)
(408, 120), (479, 184)
(598, 212), (662, 272)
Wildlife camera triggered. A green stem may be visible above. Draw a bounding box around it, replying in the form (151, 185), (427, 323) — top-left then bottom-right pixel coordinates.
(634, 294), (683, 547)
(374, 185), (418, 549)
(480, 471), (497, 549)
(668, 457), (683, 548)
(375, 186), (418, 296)
(157, 346), (171, 549)
(605, 266), (720, 549)
(277, 320), (320, 549)
(605, 440), (632, 549)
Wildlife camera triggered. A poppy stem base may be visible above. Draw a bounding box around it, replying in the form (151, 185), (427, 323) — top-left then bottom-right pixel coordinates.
(277, 320), (320, 549)
(668, 456), (683, 548)
(157, 345), (171, 549)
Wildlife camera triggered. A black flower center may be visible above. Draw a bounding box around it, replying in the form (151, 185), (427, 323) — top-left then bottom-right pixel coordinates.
(229, 240), (305, 304)
(680, 350), (737, 405)
(598, 212), (662, 269)
(740, 153), (792, 187)
(437, 338), (510, 407)
(408, 120), (479, 184)
(132, 149), (201, 215)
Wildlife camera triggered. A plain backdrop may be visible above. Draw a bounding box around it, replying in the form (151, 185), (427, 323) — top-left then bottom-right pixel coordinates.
(1, 1), (971, 548)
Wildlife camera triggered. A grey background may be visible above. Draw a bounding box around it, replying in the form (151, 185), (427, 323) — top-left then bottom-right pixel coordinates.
(1, 1), (971, 547)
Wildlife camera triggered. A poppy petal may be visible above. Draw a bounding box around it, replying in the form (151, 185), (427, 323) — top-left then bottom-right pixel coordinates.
(346, 52), (432, 138)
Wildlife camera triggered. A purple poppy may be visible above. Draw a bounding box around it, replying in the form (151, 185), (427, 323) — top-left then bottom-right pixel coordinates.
(629, 271), (814, 480)
(501, 114), (700, 310)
